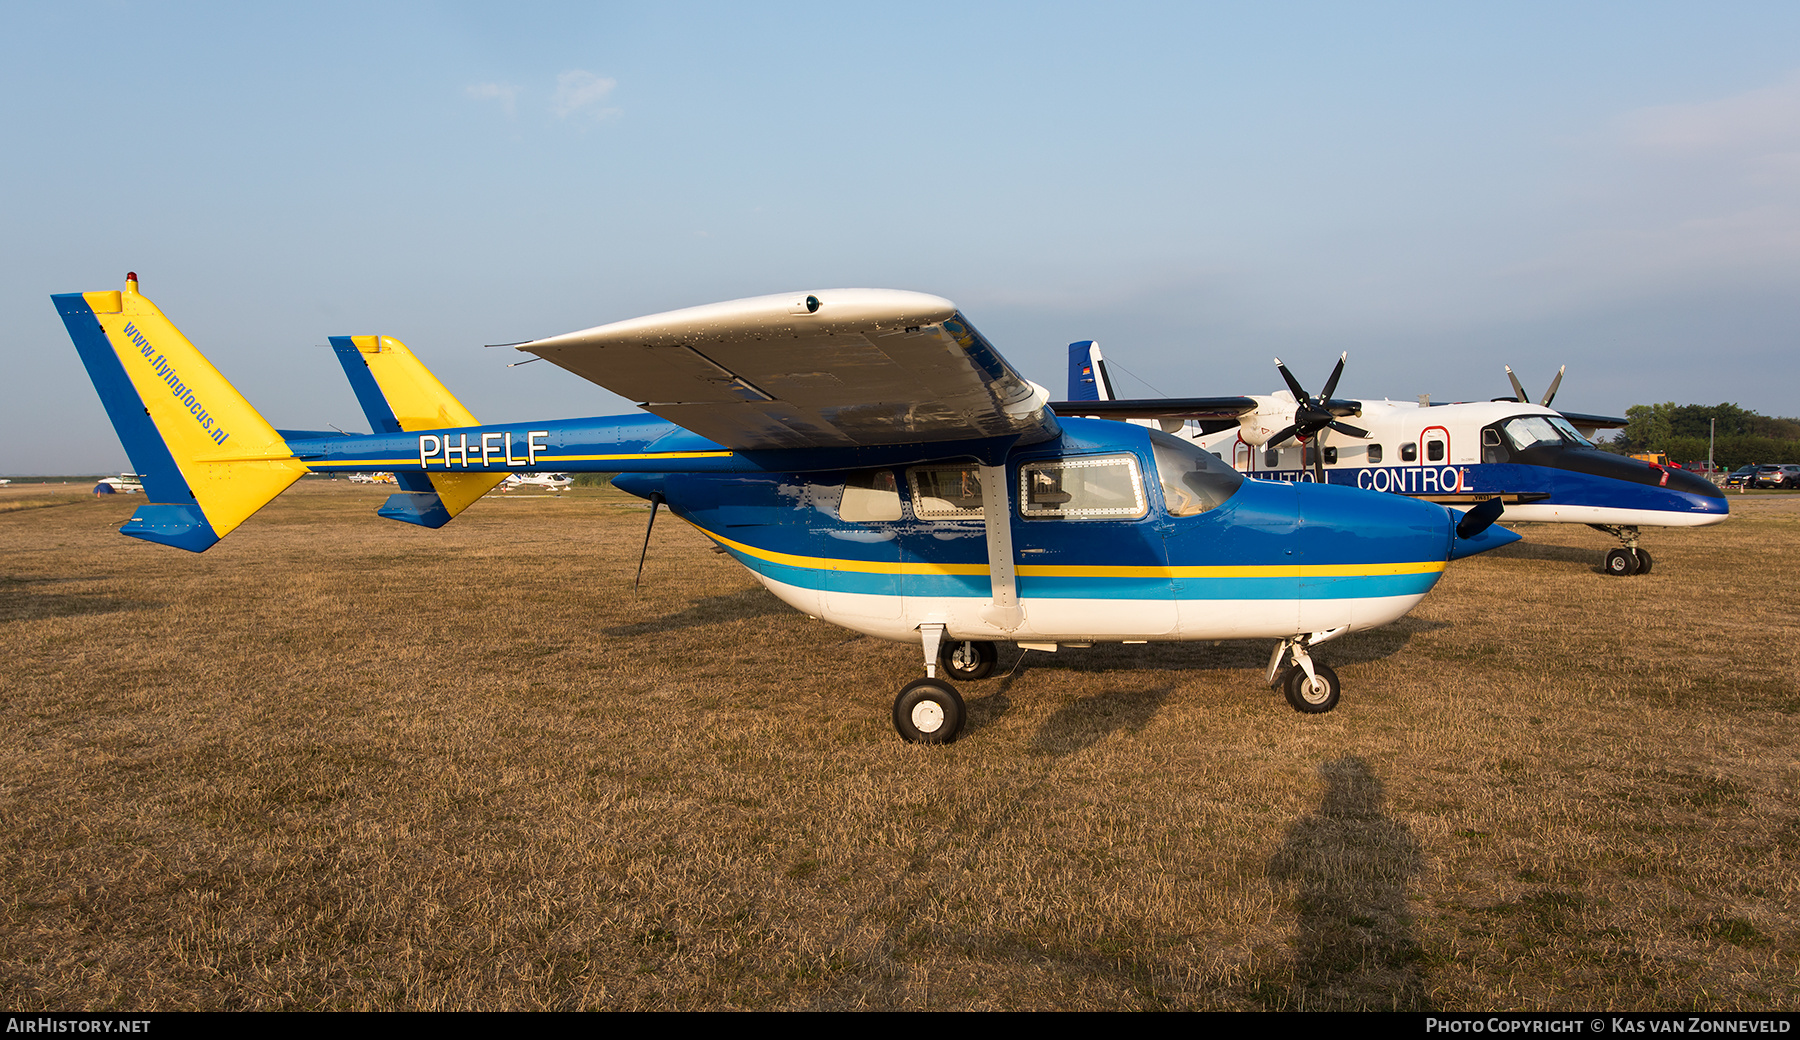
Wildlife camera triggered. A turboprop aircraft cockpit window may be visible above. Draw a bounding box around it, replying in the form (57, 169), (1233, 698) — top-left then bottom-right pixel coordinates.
(1547, 416), (1595, 447)
(1018, 454), (1148, 520)
(1148, 430), (1244, 517)
(908, 466), (985, 519)
(1500, 416), (1564, 452)
(838, 469), (902, 522)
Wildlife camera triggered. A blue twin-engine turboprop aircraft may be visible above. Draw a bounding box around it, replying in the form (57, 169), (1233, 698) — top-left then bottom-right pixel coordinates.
(1059, 341), (1729, 577)
(55, 275), (1519, 744)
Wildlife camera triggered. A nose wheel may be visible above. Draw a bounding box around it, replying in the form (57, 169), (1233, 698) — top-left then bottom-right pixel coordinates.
(1279, 661), (1341, 713)
(1268, 631), (1346, 714)
(1595, 525), (1653, 576)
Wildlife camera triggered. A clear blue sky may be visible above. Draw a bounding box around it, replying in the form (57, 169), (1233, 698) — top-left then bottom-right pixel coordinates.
(6, 2), (1798, 473)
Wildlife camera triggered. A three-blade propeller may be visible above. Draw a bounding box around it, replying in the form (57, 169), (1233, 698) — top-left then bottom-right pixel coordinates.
(1266, 353), (1370, 483)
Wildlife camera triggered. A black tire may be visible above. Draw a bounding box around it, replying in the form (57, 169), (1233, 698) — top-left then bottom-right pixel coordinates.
(939, 640), (998, 681)
(1604, 548), (1638, 577)
(1633, 548), (1653, 575)
(1281, 662), (1341, 713)
(893, 679), (966, 744)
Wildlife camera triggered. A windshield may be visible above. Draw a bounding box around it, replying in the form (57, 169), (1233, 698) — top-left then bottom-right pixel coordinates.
(1500, 416), (1564, 452)
(1148, 430), (1244, 516)
(1547, 417), (1594, 447)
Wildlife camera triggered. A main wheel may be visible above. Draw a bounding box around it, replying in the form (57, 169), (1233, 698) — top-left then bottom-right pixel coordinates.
(939, 640), (998, 681)
(1281, 662), (1341, 714)
(1633, 548), (1654, 575)
(893, 679), (966, 744)
(1604, 548), (1639, 576)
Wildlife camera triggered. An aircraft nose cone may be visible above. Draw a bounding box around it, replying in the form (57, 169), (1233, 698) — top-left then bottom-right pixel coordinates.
(1294, 480), (1460, 564)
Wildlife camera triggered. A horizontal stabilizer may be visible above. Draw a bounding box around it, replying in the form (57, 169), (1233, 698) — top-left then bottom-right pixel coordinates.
(330, 335), (505, 526)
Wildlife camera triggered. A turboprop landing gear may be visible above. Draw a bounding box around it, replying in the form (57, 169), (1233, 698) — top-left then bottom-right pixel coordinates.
(896, 623), (966, 744)
(1593, 525), (1652, 577)
(1268, 629), (1347, 714)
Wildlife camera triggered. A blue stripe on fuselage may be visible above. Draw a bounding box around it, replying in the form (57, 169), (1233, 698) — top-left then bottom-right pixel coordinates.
(1257, 460), (1727, 518)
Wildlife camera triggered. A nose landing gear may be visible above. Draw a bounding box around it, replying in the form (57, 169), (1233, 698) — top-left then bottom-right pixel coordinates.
(1594, 525), (1653, 576)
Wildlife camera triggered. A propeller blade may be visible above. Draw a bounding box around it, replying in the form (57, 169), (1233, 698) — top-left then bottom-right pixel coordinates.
(1312, 448), (1327, 485)
(1266, 424), (1299, 447)
(634, 491), (665, 590)
(1505, 365), (1528, 404)
(1273, 358), (1309, 401)
(1456, 496), (1505, 540)
(1327, 420), (1370, 439)
(1540, 366), (1565, 408)
(1319, 352), (1347, 401)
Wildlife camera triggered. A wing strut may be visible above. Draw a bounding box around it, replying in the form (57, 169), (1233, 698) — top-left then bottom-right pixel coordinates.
(977, 464), (1021, 631)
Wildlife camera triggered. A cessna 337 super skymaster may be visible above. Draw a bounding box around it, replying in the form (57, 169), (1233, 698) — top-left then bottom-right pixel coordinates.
(56, 274), (1519, 743)
(1059, 342), (1728, 577)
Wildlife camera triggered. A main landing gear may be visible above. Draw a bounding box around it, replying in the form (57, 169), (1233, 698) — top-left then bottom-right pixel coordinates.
(1593, 525), (1653, 577)
(893, 624), (980, 744)
(894, 626), (1355, 741)
(1269, 630), (1347, 714)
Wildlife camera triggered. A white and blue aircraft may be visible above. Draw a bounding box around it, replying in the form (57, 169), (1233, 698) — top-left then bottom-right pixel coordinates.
(1059, 342), (1729, 577)
(55, 275), (1519, 743)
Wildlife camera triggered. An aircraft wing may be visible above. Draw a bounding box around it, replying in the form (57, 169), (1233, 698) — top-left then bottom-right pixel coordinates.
(1557, 410), (1627, 430)
(1047, 396), (1258, 420)
(517, 289), (1056, 452)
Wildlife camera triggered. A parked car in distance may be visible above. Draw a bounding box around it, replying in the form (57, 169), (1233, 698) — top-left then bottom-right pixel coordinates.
(1752, 464), (1800, 489)
(1724, 464), (1759, 489)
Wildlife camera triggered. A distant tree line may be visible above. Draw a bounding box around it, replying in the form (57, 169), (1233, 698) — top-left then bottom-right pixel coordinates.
(1605, 403), (1800, 468)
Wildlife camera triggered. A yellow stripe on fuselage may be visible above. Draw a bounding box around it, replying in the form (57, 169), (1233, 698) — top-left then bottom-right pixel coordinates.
(309, 450), (736, 468)
(702, 527), (988, 575)
(695, 525), (1444, 579)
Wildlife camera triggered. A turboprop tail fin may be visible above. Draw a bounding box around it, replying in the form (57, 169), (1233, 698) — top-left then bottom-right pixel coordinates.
(1065, 340), (1114, 402)
(328, 335), (505, 528)
(52, 274), (308, 552)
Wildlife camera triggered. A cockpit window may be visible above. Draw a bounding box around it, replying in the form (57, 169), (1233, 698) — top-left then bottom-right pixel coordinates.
(1547, 416), (1594, 447)
(1148, 430), (1244, 517)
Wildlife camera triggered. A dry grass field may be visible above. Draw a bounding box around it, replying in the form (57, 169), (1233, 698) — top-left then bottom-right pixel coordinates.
(2, 480), (1796, 1010)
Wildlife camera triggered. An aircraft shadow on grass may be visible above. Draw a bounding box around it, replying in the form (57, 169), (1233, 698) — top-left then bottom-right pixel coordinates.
(601, 588), (791, 637)
(960, 617), (1448, 748)
(1487, 540), (1614, 572)
(0, 577), (149, 623)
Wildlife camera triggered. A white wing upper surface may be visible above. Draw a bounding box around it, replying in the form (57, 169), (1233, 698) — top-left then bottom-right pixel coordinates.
(518, 289), (1054, 452)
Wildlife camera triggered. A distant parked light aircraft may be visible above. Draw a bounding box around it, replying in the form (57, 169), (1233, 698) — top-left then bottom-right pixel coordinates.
(93, 473), (144, 495)
(501, 472), (573, 493)
(1058, 342), (1727, 577)
(55, 274), (1519, 743)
